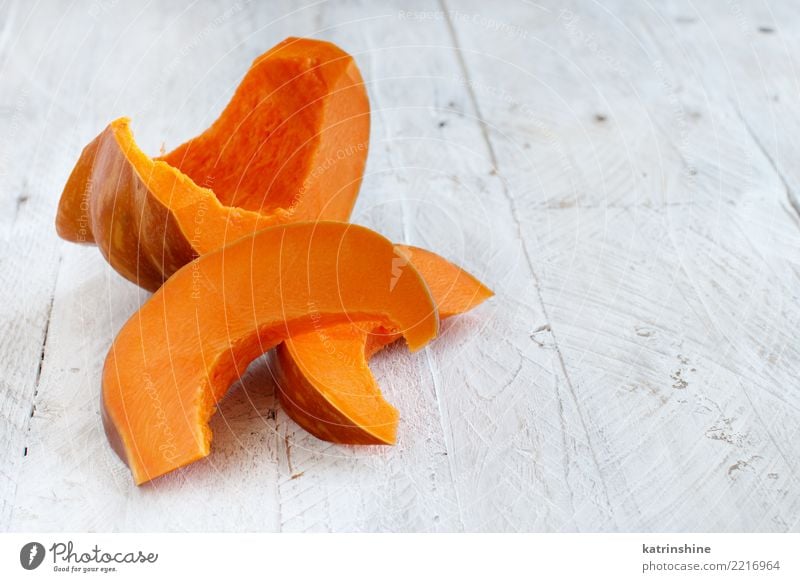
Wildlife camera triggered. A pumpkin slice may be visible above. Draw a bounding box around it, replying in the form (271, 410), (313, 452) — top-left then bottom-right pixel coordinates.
(56, 37), (370, 291)
(273, 245), (493, 445)
(102, 223), (438, 485)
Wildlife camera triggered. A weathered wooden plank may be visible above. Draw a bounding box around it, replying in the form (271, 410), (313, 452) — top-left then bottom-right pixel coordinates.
(272, 2), (472, 533)
(8, 0), (289, 531)
(0, 0), (75, 529)
(284, 1), (617, 531)
(636, 0), (800, 218)
(446, 0), (800, 530)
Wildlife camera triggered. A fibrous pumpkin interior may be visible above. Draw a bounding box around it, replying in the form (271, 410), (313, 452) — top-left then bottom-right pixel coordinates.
(274, 245), (493, 445)
(102, 223), (439, 485)
(56, 37), (370, 290)
(158, 37), (368, 215)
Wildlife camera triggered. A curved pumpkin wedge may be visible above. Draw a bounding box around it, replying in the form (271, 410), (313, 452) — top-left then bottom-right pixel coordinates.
(273, 245), (493, 445)
(57, 37), (370, 291)
(102, 223), (438, 485)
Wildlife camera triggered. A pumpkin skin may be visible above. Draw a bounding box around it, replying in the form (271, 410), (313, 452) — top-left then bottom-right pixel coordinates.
(56, 37), (370, 291)
(273, 245), (493, 445)
(102, 223), (439, 485)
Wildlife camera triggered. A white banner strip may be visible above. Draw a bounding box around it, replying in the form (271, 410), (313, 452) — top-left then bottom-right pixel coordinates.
(1, 533), (797, 581)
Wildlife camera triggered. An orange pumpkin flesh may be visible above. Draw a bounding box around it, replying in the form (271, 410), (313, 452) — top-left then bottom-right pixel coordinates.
(273, 245), (493, 445)
(56, 37), (370, 291)
(102, 223), (438, 485)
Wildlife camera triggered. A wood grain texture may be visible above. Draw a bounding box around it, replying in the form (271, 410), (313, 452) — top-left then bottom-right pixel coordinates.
(1, 0), (798, 532)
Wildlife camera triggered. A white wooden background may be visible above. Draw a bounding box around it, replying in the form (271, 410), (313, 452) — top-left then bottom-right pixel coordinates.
(1, 0), (798, 532)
